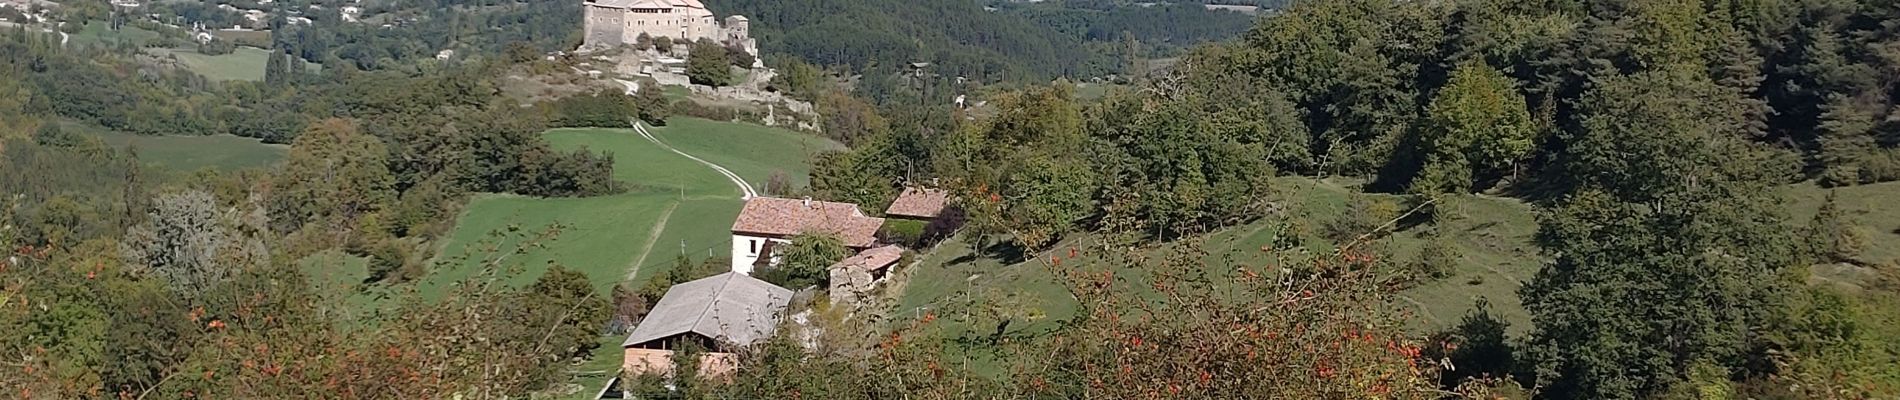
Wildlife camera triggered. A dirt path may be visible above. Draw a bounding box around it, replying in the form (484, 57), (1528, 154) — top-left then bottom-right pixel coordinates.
(625, 201), (680, 281)
(1396, 295), (1444, 327)
(631, 121), (757, 199)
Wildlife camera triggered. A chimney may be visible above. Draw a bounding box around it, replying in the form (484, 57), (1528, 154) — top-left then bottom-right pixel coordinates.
(802, 196), (812, 208)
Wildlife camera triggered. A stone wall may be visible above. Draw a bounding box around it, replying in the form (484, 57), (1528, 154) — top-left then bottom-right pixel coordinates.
(581, 6), (625, 50)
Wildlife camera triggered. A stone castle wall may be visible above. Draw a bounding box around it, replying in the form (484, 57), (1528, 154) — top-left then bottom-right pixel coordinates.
(582, 4), (752, 53)
(582, 6), (625, 48)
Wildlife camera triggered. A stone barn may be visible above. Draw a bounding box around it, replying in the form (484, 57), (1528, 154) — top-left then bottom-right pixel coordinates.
(619, 272), (792, 379)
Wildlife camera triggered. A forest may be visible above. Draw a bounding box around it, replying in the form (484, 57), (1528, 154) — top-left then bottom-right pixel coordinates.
(3, 0), (1900, 398)
(797, 0), (1900, 398)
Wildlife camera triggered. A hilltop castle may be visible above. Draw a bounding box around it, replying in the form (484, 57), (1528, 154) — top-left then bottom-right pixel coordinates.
(580, 0), (756, 55)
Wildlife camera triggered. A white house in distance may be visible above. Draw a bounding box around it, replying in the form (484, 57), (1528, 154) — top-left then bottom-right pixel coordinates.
(728, 197), (883, 274)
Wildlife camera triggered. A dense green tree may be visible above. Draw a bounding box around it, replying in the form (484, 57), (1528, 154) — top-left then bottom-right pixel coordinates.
(634, 33), (653, 50)
(1816, 94), (1882, 186)
(270, 118), (396, 233)
(32, 122), (81, 148)
(765, 56), (827, 102)
(725, 42), (756, 68)
(758, 234), (850, 289)
(634, 85), (670, 125)
(265, 47), (290, 88)
(518, 265), (612, 361)
(687, 39), (734, 87)
(543, 89), (641, 128)
(816, 90), (890, 146)
(1088, 87), (1275, 237)
(715, 0), (1122, 82)
(992, 155), (1097, 248)
(1414, 61), (1534, 194)
(809, 135), (902, 210)
(653, 36), (674, 53)
(1521, 72), (1798, 399)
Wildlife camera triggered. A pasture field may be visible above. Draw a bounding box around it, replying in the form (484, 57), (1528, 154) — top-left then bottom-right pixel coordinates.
(891, 177), (1543, 342)
(148, 46), (322, 81)
(416, 118), (835, 397)
(66, 21), (162, 48)
(889, 178), (1900, 355)
(208, 29), (272, 47)
(62, 120), (287, 172)
(422, 118), (842, 297)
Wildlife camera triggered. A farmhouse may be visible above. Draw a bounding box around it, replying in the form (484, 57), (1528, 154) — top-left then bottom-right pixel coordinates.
(729, 197), (884, 274)
(580, 0), (756, 55)
(619, 272), (792, 378)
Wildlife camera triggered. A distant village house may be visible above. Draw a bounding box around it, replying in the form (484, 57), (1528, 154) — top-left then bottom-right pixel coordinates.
(728, 197), (884, 274)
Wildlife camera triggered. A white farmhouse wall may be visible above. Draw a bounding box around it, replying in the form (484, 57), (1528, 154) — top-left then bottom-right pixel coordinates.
(730, 234), (790, 275)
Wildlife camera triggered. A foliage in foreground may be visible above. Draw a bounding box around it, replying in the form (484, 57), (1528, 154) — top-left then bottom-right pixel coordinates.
(636, 218), (1463, 399)
(0, 220), (610, 399)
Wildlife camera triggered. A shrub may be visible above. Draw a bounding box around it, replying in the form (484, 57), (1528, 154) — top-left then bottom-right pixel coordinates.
(1326, 196), (1398, 243)
(1407, 239), (1460, 281)
(879, 219), (925, 248)
(756, 234), (848, 289)
(196, 39), (236, 56)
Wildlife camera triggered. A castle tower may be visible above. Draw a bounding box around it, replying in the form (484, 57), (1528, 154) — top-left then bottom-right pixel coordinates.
(723, 15), (749, 43)
(723, 15), (759, 67)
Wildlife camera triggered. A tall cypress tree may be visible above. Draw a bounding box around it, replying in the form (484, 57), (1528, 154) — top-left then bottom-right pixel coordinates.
(264, 48), (288, 88)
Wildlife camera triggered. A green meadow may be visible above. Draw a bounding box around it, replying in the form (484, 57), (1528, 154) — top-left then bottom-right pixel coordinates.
(148, 46), (322, 81)
(892, 178), (1900, 354)
(410, 118), (836, 397)
(63, 120), (287, 172)
(422, 118), (842, 296)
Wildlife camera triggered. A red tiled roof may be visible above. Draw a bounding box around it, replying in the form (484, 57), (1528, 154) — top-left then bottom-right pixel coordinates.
(731, 197), (883, 247)
(884, 187), (949, 219)
(831, 245), (905, 272)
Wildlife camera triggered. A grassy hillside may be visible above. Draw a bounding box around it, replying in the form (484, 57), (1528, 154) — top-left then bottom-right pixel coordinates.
(410, 118), (837, 397)
(422, 118), (842, 296)
(890, 178), (1900, 346)
(67, 21), (162, 48)
(148, 47), (322, 81)
(1781, 182), (1900, 263)
(62, 119), (287, 171)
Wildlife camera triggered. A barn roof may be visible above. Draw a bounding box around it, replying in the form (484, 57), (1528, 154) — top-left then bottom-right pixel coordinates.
(884, 187), (949, 219)
(622, 272), (793, 348)
(730, 197), (883, 247)
(831, 245), (905, 272)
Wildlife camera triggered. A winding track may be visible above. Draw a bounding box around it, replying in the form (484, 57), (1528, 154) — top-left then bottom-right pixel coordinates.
(631, 121), (757, 199)
(623, 201), (678, 281)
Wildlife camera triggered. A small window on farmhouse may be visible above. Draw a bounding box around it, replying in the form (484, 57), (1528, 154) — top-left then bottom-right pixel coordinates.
(749, 240), (758, 255)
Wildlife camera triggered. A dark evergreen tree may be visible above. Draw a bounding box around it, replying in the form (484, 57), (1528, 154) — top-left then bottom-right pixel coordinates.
(686, 39), (734, 87)
(1521, 72), (1798, 399)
